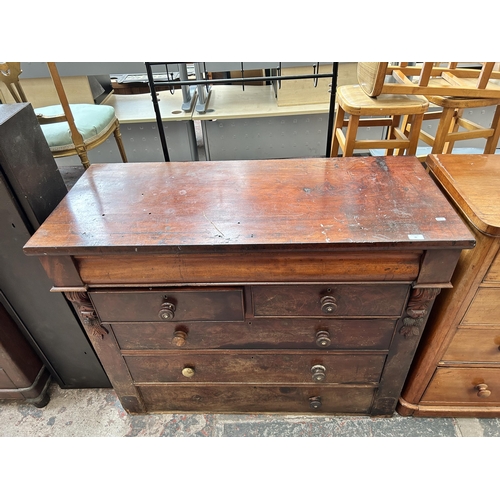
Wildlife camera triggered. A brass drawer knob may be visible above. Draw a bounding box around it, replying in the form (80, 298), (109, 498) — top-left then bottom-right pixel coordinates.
(181, 367), (195, 378)
(309, 396), (322, 409)
(476, 383), (491, 398)
(316, 330), (331, 347)
(158, 301), (176, 320)
(311, 364), (326, 382)
(320, 296), (337, 314)
(172, 330), (188, 347)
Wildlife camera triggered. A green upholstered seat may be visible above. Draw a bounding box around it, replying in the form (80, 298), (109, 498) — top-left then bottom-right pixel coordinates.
(35, 104), (117, 151)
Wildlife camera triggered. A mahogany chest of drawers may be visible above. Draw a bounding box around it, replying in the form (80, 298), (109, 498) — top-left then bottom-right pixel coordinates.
(24, 156), (474, 416)
(399, 154), (500, 417)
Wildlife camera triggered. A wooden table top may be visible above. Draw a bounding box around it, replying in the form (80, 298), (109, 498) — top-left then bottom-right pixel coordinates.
(426, 154), (500, 237)
(192, 85), (329, 121)
(24, 156), (475, 256)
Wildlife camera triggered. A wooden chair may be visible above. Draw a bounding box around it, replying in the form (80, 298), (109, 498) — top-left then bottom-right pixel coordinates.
(330, 69), (429, 157)
(358, 62), (500, 99)
(397, 64), (500, 154)
(0, 62), (128, 169)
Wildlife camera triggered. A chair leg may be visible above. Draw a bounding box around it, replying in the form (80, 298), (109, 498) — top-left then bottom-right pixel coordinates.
(113, 120), (128, 162)
(484, 104), (500, 154)
(431, 107), (455, 154)
(330, 105), (345, 157)
(343, 115), (360, 157)
(386, 115), (402, 156)
(406, 113), (424, 156)
(75, 145), (91, 170)
(443, 109), (462, 154)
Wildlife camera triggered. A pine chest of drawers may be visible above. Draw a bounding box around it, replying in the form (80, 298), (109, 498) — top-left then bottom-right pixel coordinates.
(24, 157), (474, 416)
(399, 154), (500, 417)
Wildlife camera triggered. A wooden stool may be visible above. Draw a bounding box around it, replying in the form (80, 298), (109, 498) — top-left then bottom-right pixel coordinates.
(330, 85), (429, 157)
(413, 95), (500, 154)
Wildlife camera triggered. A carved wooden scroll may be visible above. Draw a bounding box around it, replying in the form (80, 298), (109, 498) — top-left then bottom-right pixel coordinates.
(400, 287), (441, 338)
(65, 291), (108, 339)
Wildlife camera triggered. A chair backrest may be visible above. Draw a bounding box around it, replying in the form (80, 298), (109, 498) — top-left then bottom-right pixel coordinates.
(0, 62), (28, 102)
(357, 62), (389, 97)
(358, 62), (500, 98)
(0, 62), (86, 151)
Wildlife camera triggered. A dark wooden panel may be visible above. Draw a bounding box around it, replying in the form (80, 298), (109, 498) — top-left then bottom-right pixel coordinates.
(111, 318), (397, 351)
(75, 251), (422, 284)
(124, 351), (386, 384)
(252, 284), (409, 317)
(138, 384), (376, 414)
(90, 288), (244, 322)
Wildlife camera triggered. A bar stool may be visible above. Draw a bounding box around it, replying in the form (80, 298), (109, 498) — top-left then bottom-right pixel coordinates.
(330, 84), (429, 157)
(412, 94), (500, 154)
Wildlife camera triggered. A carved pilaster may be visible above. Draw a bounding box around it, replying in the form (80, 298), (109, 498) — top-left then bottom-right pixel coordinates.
(400, 287), (441, 338)
(65, 291), (108, 339)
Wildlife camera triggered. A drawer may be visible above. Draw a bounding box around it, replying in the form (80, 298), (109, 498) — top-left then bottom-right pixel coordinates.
(111, 318), (397, 350)
(421, 367), (500, 404)
(124, 351), (386, 384)
(251, 284), (409, 317)
(460, 288), (500, 327)
(89, 288), (244, 322)
(483, 249), (500, 283)
(137, 384), (376, 414)
(442, 328), (500, 363)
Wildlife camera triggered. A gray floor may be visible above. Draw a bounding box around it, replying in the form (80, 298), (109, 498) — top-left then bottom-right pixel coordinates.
(1, 380), (499, 437)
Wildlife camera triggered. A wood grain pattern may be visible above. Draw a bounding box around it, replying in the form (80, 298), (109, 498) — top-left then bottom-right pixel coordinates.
(421, 367), (500, 404)
(484, 250), (500, 282)
(442, 328), (500, 362)
(110, 318), (397, 351)
(138, 384), (376, 414)
(23, 157), (474, 256)
(124, 351), (386, 384)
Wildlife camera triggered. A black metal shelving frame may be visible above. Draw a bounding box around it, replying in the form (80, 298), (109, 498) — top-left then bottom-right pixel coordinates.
(144, 62), (339, 162)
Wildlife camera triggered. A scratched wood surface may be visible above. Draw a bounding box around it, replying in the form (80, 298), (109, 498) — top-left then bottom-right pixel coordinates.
(24, 156), (474, 255)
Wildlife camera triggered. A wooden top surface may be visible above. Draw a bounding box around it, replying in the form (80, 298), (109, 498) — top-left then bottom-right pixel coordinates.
(426, 154), (500, 236)
(102, 90), (194, 123)
(192, 85), (329, 120)
(24, 156), (474, 256)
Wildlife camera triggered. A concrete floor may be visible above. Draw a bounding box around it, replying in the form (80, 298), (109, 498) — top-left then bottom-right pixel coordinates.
(1, 380), (500, 437)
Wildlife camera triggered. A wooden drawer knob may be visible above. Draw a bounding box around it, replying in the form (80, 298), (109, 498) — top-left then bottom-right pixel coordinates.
(172, 330), (188, 347)
(309, 396), (322, 409)
(476, 383), (491, 398)
(181, 367), (195, 378)
(311, 364), (326, 382)
(320, 296), (337, 314)
(315, 330), (331, 347)
(158, 301), (176, 320)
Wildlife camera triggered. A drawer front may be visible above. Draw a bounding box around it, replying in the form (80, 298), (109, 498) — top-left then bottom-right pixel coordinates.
(252, 284), (409, 317)
(443, 328), (500, 363)
(421, 367), (500, 404)
(484, 249), (500, 283)
(111, 318), (397, 350)
(460, 288), (500, 327)
(124, 352), (386, 384)
(138, 384), (376, 414)
(90, 288), (244, 322)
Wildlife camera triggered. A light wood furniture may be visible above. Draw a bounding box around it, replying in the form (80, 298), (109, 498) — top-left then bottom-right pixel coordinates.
(358, 62), (500, 99)
(24, 156), (473, 416)
(410, 94), (500, 154)
(0, 62), (128, 169)
(330, 84), (429, 157)
(398, 154), (500, 417)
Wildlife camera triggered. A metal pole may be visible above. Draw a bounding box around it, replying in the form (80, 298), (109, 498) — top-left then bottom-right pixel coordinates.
(145, 62), (170, 162)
